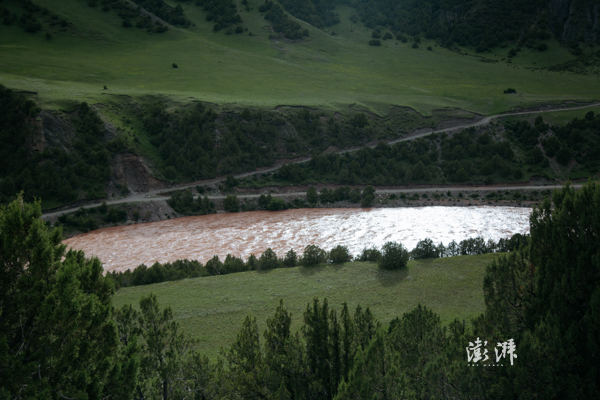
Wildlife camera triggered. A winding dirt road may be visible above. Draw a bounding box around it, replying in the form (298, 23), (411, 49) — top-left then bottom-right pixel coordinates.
(42, 102), (599, 218)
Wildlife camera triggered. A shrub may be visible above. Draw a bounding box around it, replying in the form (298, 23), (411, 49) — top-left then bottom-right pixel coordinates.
(411, 238), (438, 259)
(224, 195), (239, 212)
(357, 247), (381, 262)
(329, 245), (352, 264)
(205, 255), (223, 275)
(504, 88), (517, 94)
(361, 195), (374, 207)
(378, 241), (409, 270)
(368, 39), (381, 46)
(283, 249), (297, 268)
(302, 245), (327, 267)
(172, 63), (178, 68)
(267, 197), (285, 211)
(258, 248), (279, 270)
(412, 42), (419, 48)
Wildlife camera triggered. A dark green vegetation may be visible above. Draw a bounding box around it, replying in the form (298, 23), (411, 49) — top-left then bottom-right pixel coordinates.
(0, 0), (73, 34)
(351, 0), (594, 53)
(0, 86), (126, 206)
(263, 112), (600, 186)
(108, 233), (527, 290)
(167, 188), (216, 215)
(86, 0), (189, 33)
(3, 181), (599, 398)
(0, 196), (138, 398)
(56, 202), (127, 233)
(261, 0), (310, 40)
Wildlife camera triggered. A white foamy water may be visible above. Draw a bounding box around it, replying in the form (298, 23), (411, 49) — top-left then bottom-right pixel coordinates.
(64, 206), (531, 272)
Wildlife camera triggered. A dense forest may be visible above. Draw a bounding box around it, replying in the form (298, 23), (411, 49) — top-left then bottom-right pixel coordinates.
(1, 181), (598, 398)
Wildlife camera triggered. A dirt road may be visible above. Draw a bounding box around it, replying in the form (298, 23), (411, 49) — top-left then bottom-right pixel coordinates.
(42, 102), (599, 218)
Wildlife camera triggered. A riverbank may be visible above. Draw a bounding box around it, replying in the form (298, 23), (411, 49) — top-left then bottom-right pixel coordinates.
(46, 183), (550, 239)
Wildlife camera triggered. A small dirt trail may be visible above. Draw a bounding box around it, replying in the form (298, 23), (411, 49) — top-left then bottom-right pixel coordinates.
(42, 102), (599, 218)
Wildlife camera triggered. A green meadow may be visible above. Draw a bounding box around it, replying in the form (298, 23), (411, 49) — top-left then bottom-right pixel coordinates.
(113, 253), (500, 359)
(1, 0), (599, 116)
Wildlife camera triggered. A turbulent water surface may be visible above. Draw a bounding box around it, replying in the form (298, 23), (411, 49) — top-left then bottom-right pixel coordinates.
(64, 206), (532, 272)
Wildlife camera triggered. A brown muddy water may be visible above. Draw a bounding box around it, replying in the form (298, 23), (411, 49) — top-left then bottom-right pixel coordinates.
(64, 206), (532, 273)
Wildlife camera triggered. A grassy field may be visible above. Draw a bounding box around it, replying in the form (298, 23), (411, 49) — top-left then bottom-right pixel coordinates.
(1, 0), (599, 116)
(113, 253), (500, 359)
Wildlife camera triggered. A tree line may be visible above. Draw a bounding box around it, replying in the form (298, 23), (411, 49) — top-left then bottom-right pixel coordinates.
(349, 0), (591, 54)
(108, 232), (528, 289)
(2, 181), (599, 398)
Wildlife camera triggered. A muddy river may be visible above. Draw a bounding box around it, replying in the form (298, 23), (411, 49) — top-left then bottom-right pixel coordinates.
(64, 206), (532, 272)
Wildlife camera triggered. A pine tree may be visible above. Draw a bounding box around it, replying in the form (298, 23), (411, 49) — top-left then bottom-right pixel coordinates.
(0, 194), (138, 398)
(303, 297), (331, 398)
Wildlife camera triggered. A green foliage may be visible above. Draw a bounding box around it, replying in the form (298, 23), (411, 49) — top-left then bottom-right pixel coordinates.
(477, 181), (600, 398)
(351, 0), (557, 50)
(267, 197), (286, 211)
(258, 248), (279, 270)
(0, 195), (138, 398)
(108, 259), (206, 289)
(329, 245), (352, 264)
(261, 0), (307, 40)
(205, 255), (224, 275)
(167, 189), (216, 215)
(92, 0), (186, 32)
(302, 244), (327, 267)
(378, 241), (409, 270)
(360, 194), (374, 207)
(195, 0), (241, 32)
(307, 186), (318, 204)
(114, 294), (212, 399)
(224, 194), (240, 212)
(357, 247), (381, 262)
(411, 237), (438, 259)
(278, 0), (339, 29)
(283, 248), (298, 268)
(0, 87), (119, 206)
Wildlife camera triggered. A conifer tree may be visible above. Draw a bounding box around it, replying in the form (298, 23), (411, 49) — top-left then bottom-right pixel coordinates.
(0, 195), (138, 398)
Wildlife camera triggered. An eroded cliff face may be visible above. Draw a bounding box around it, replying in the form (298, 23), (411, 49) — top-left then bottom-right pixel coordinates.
(31, 111), (77, 153)
(29, 106), (166, 198)
(110, 153), (166, 194)
(549, 0), (600, 43)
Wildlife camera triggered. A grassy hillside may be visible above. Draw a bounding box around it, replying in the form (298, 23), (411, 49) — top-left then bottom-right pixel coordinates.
(113, 253), (499, 359)
(1, 0), (599, 116)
